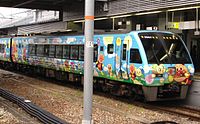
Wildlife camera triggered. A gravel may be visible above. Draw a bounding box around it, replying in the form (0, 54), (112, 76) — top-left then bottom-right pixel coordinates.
(0, 107), (21, 124)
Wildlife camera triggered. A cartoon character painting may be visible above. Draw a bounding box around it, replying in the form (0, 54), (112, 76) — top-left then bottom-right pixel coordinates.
(152, 64), (166, 75)
(107, 64), (112, 76)
(12, 41), (18, 62)
(22, 41), (27, 62)
(174, 64), (191, 84)
(64, 60), (70, 71)
(129, 64), (136, 80)
(96, 54), (104, 71)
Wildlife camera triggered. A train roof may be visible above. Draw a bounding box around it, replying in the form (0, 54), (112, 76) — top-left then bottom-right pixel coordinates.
(0, 30), (175, 38)
(129, 30), (174, 34)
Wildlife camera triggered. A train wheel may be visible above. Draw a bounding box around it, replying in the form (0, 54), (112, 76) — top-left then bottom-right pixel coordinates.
(130, 87), (138, 101)
(132, 93), (137, 101)
(101, 84), (108, 92)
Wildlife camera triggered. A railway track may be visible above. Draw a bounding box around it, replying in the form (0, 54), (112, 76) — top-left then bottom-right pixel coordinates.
(145, 104), (200, 122)
(0, 69), (200, 123)
(0, 88), (68, 124)
(0, 97), (38, 124)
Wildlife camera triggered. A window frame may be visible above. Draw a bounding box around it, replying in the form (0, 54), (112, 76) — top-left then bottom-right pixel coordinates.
(122, 44), (127, 60)
(107, 44), (114, 54)
(36, 44), (44, 57)
(0, 44), (5, 53)
(63, 45), (70, 59)
(93, 44), (98, 62)
(28, 44), (36, 56)
(130, 48), (142, 63)
(70, 45), (79, 60)
(49, 45), (56, 58)
(44, 45), (49, 57)
(55, 45), (63, 59)
(78, 45), (84, 61)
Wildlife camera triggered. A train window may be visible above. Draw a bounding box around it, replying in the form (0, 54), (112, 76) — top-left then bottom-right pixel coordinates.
(94, 45), (98, 62)
(36, 45), (44, 57)
(100, 46), (104, 51)
(55, 45), (63, 59)
(70, 45), (78, 60)
(122, 44), (127, 60)
(44, 45), (49, 57)
(130, 49), (142, 63)
(79, 45), (84, 61)
(0, 44), (5, 53)
(16, 43), (18, 48)
(107, 44), (114, 54)
(63, 45), (70, 59)
(28, 44), (36, 56)
(49, 45), (55, 58)
(18, 43), (21, 49)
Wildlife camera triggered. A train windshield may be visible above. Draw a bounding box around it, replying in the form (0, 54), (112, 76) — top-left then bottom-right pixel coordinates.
(139, 32), (191, 64)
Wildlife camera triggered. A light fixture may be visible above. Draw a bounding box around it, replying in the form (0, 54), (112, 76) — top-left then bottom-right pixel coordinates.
(73, 20), (85, 23)
(110, 14), (132, 19)
(94, 17), (108, 21)
(73, 17), (108, 23)
(167, 6), (200, 12)
(135, 11), (162, 16)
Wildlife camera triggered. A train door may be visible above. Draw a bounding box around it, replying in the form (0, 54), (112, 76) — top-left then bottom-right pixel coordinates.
(115, 37), (122, 79)
(106, 43), (115, 77)
(121, 43), (129, 79)
(115, 37), (129, 79)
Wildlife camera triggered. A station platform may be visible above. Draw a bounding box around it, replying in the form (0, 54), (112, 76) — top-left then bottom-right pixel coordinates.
(186, 73), (200, 107)
(194, 73), (200, 80)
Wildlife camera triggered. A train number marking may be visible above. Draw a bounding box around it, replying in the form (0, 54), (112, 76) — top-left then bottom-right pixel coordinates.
(86, 41), (94, 47)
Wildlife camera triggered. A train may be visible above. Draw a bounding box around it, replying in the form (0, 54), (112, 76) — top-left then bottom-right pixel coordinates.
(0, 30), (195, 101)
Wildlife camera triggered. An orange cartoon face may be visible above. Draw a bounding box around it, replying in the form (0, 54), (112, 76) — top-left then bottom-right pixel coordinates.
(174, 64), (190, 83)
(175, 64), (188, 75)
(98, 54), (104, 63)
(96, 54), (104, 71)
(129, 64), (135, 73)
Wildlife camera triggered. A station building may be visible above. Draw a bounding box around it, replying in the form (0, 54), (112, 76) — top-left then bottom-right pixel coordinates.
(0, 0), (200, 71)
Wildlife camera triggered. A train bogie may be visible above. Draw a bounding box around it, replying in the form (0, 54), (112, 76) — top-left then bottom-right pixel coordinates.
(142, 85), (189, 101)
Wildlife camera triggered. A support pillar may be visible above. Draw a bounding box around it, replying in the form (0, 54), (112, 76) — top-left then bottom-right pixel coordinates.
(82, 0), (95, 124)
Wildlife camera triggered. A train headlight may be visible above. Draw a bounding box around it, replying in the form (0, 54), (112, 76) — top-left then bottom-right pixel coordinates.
(188, 65), (195, 74)
(144, 65), (150, 73)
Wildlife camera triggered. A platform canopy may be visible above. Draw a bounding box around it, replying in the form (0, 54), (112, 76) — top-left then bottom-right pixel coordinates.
(0, 0), (107, 10)
(0, 0), (85, 10)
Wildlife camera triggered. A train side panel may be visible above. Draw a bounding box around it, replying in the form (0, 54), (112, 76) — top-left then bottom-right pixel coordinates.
(0, 38), (11, 62)
(11, 37), (29, 64)
(94, 34), (129, 81)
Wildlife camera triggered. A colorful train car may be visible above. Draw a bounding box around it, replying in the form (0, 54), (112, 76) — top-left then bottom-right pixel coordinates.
(0, 30), (195, 101)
